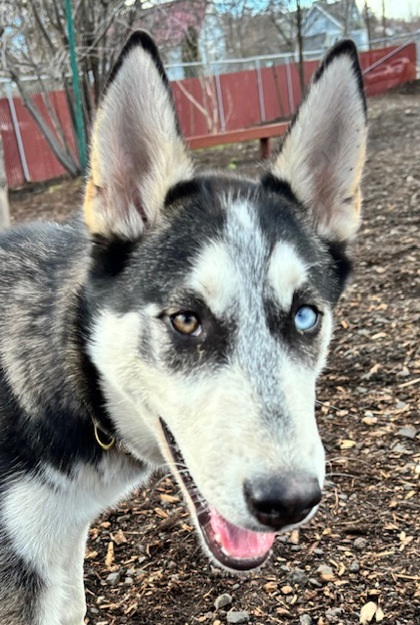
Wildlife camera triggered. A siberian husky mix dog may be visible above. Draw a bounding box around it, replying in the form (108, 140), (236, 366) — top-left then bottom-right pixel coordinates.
(0, 32), (367, 625)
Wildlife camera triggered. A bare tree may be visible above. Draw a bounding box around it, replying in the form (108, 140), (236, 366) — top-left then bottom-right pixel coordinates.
(363, 1), (374, 49)
(265, 0), (298, 52)
(381, 0), (387, 38)
(266, 1), (306, 96)
(210, 1), (261, 58)
(175, 76), (221, 134)
(181, 26), (201, 78)
(343, 0), (351, 36)
(295, 0), (305, 95)
(0, 0), (141, 177)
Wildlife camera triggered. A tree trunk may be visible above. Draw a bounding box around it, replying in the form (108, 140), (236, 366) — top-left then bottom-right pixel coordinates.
(296, 0), (305, 97)
(381, 0), (387, 39)
(0, 134), (10, 229)
(364, 1), (373, 50)
(343, 0), (350, 37)
(11, 72), (81, 177)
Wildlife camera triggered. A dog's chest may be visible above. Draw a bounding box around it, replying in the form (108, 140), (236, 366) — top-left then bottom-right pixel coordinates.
(1, 454), (149, 571)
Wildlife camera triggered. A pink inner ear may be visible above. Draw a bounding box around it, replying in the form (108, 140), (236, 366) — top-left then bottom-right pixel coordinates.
(109, 145), (151, 229)
(313, 165), (337, 208)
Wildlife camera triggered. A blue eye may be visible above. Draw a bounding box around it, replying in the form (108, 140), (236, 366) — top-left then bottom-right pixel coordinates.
(294, 306), (319, 332)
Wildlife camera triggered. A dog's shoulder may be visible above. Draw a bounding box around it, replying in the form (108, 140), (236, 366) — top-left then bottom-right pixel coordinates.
(0, 214), (89, 306)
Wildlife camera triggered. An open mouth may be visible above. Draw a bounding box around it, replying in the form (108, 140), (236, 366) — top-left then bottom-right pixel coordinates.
(160, 418), (275, 571)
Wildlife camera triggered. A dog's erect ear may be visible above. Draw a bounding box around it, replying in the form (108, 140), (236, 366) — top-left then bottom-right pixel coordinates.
(271, 40), (367, 242)
(83, 31), (193, 239)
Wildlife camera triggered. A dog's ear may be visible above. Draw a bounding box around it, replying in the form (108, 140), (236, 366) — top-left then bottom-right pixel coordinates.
(270, 40), (367, 242)
(83, 31), (193, 239)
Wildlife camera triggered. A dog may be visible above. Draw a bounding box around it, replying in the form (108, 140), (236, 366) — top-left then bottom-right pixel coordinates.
(0, 32), (367, 625)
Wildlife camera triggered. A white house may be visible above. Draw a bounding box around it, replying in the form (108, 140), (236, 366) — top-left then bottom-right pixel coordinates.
(302, 0), (369, 56)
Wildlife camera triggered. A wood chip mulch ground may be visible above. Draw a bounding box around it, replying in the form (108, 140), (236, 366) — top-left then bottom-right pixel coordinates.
(9, 85), (419, 625)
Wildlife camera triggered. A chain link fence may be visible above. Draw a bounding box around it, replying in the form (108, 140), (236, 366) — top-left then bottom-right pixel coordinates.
(164, 32), (420, 80)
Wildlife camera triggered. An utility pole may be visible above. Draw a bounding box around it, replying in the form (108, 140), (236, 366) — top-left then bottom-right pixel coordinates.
(381, 0), (387, 39)
(296, 0), (305, 97)
(363, 1), (373, 50)
(65, 0), (86, 172)
(343, 0), (350, 37)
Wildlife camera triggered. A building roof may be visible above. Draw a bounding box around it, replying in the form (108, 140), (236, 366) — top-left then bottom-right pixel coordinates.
(304, 0), (364, 32)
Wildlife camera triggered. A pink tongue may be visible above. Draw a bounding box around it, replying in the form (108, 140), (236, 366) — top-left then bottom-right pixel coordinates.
(209, 508), (275, 559)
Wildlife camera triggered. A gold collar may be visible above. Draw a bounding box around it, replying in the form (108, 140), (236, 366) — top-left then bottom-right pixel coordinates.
(92, 419), (116, 451)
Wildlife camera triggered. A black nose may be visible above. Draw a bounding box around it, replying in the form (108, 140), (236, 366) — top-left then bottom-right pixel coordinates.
(244, 474), (322, 530)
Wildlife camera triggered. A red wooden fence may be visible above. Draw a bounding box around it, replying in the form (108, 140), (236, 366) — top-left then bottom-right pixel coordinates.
(0, 90), (77, 187)
(0, 43), (416, 189)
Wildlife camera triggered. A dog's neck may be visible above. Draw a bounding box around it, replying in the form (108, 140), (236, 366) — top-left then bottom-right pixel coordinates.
(75, 291), (139, 458)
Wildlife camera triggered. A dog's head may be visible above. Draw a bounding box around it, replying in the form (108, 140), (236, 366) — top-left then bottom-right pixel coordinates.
(83, 32), (367, 572)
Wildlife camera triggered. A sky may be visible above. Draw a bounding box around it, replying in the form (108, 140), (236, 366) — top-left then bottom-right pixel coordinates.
(356, 0), (419, 20)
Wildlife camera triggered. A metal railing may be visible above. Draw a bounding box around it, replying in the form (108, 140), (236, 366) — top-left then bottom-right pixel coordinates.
(164, 31), (420, 80)
(1, 31), (418, 93)
(0, 32), (418, 187)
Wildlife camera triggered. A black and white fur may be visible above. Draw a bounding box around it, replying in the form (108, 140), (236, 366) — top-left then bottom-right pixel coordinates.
(0, 32), (367, 625)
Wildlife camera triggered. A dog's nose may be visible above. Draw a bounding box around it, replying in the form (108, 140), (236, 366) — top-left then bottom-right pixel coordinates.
(244, 474), (322, 530)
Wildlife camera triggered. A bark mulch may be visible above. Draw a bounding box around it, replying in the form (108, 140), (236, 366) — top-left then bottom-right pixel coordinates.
(9, 85), (419, 625)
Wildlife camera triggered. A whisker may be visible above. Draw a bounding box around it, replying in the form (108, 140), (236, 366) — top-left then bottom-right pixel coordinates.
(315, 398), (342, 413)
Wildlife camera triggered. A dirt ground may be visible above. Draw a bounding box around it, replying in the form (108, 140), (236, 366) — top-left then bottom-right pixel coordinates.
(9, 86), (419, 625)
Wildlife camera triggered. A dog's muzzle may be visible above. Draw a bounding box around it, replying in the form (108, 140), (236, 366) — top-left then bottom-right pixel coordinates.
(160, 418), (321, 571)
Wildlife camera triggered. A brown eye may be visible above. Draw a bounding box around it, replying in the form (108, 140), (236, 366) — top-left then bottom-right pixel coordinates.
(170, 312), (201, 336)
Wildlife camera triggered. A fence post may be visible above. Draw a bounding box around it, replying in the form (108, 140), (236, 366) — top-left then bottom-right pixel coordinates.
(285, 57), (295, 116)
(214, 72), (226, 133)
(255, 59), (266, 123)
(6, 82), (31, 183)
